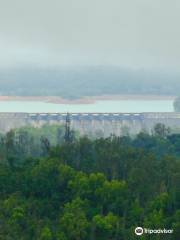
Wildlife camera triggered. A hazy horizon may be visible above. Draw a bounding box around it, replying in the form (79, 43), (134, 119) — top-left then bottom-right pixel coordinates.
(0, 0), (180, 71)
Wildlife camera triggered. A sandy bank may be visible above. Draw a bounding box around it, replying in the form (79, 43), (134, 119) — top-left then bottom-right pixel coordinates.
(0, 95), (176, 105)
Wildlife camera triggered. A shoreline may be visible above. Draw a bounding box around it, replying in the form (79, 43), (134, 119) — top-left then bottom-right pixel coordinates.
(0, 95), (176, 105)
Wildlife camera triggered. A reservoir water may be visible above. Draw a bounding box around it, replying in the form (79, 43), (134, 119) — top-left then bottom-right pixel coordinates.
(0, 99), (174, 113)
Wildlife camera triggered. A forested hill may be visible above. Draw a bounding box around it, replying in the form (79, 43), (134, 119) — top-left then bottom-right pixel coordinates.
(0, 126), (179, 239)
(0, 66), (180, 98)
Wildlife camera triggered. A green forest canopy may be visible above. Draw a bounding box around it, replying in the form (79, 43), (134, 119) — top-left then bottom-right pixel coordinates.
(0, 125), (179, 239)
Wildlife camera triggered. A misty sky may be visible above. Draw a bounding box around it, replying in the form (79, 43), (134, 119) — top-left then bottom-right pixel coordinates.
(0, 0), (180, 70)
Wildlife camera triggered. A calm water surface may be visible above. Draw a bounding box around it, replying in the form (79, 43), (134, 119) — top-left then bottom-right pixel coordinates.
(0, 100), (174, 113)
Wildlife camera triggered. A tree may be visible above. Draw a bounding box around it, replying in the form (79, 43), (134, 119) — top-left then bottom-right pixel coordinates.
(153, 123), (170, 138)
(95, 180), (127, 216)
(92, 213), (121, 240)
(172, 210), (180, 240)
(144, 209), (165, 229)
(40, 136), (50, 156)
(59, 198), (89, 240)
(5, 130), (16, 168)
(40, 226), (53, 240)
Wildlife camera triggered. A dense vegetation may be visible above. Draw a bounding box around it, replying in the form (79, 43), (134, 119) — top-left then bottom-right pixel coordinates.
(0, 125), (179, 239)
(0, 67), (180, 98)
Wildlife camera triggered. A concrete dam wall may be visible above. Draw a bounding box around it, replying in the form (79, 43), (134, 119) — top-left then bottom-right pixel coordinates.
(0, 112), (180, 136)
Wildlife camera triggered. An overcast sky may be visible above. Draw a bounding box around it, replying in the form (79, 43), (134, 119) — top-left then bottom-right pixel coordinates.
(0, 0), (180, 70)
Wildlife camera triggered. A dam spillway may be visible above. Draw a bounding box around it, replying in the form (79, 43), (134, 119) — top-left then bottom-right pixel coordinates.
(0, 112), (180, 136)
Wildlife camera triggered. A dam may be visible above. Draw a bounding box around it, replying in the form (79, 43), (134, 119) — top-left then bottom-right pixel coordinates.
(0, 112), (180, 136)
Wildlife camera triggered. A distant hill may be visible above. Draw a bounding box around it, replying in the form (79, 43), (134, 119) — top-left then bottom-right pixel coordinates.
(0, 66), (179, 99)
